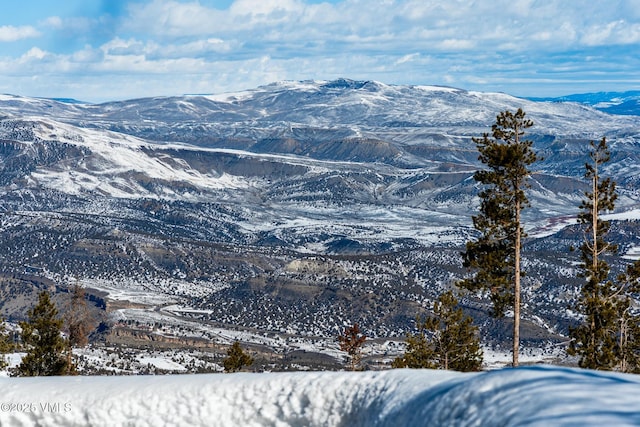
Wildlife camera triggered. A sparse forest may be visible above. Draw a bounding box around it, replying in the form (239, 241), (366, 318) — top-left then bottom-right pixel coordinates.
(395, 111), (640, 373)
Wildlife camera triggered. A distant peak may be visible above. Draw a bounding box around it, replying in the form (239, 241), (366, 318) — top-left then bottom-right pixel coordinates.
(320, 78), (378, 90)
(261, 78), (388, 92)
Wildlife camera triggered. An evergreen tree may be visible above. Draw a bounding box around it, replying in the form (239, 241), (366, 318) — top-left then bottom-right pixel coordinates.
(337, 323), (367, 371)
(0, 317), (13, 370)
(429, 291), (483, 371)
(223, 341), (254, 373)
(460, 108), (538, 367)
(393, 291), (483, 372)
(567, 138), (623, 370)
(17, 291), (70, 376)
(392, 318), (436, 369)
(617, 259), (640, 373)
(568, 139), (640, 372)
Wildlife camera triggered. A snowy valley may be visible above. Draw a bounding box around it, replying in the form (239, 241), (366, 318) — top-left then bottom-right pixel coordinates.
(0, 79), (639, 373)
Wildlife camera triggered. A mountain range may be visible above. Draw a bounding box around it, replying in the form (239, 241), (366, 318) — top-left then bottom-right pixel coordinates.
(528, 90), (640, 116)
(0, 79), (639, 368)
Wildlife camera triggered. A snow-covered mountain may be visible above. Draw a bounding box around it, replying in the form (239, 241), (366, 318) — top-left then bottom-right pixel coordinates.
(529, 90), (640, 116)
(1, 80), (639, 243)
(0, 80), (639, 368)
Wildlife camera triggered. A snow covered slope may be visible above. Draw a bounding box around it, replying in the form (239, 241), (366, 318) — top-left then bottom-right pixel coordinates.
(1, 80), (640, 359)
(1, 366), (639, 426)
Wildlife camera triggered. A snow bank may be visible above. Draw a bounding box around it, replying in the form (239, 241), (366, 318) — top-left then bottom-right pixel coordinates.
(1, 366), (639, 426)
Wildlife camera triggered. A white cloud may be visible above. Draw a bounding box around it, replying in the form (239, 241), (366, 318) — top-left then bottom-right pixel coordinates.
(71, 46), (104, 63)
(101, 38), (146, 56)
(581, 20), (640, 46)
(124, 0), (227, 36)
(0, 0), (639, 101)
(112, 1), (640, 58)
(43, 16), (64, 29)
(0, 25), (40, 42)
(144, 38), (235, 60)
(41, 15), (102, 35)
(395, 53), (420, 65)
(97, 36), (235, 62)
(438, 39), (475, 50)
(22, 47), (49, 60)
(229, 0), (304, 19)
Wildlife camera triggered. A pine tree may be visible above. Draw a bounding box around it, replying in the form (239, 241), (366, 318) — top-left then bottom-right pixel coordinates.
(223, 341), (254, 373)
(0, 317), (13, 370)
(567, 138), (623, 370)
(338, 323), (367, 371)
(429, 291), (483, 371)
(392, 319), (436, 369)
(17, 291), (70, 376)
(460, 108), (538, 367)
(617, 259), (640, 373)
(393, 291), (483, 372)
(616, 302), (640, 373)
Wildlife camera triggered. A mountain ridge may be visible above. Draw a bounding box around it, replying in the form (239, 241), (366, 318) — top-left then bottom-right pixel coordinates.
(526, 89), (640, 116)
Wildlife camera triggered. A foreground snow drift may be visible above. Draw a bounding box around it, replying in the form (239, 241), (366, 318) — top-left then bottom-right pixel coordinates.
(1, 366), (639, 426)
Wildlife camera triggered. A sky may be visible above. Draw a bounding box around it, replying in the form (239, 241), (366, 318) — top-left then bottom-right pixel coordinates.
(0, 0), (639, 102)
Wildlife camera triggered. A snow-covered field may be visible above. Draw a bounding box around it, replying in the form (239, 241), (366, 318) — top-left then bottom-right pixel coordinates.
(0, 366), (639, 426)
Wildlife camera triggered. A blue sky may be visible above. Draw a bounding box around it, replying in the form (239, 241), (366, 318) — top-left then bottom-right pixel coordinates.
(1, 0), (639, 102)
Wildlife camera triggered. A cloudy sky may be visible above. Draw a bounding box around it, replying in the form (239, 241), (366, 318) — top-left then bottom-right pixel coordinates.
(1, 0), (639, 102)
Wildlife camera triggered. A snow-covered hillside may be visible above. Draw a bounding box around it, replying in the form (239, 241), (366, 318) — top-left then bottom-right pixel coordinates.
(1, 366), (639, 426)
(1, 79), (640, 367)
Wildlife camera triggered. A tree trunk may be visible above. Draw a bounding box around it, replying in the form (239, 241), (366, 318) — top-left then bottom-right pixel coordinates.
(66, 346), (72, 375)
(620, 315), (627, 372)
(591, 163), (598, 361)
(513, 198), (521, 367)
